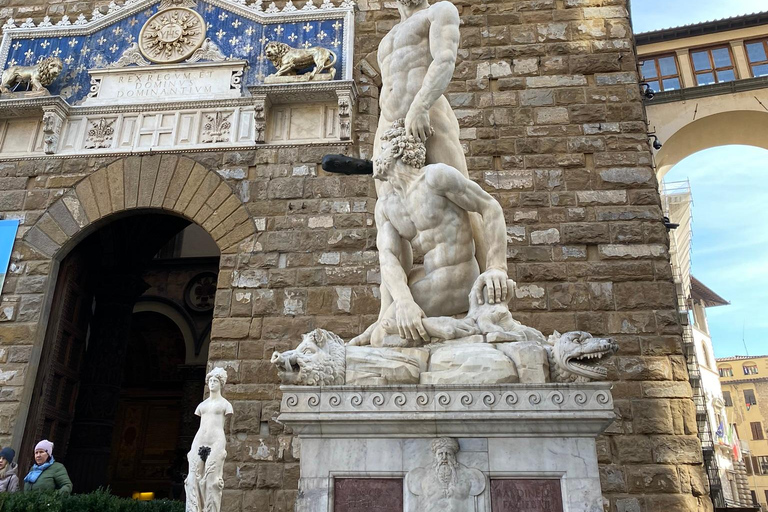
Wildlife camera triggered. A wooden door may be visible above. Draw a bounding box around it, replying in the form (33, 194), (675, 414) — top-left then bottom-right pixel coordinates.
(20, 249), (92, 472)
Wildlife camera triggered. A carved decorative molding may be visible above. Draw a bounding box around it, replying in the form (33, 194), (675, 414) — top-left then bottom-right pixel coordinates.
(201, 111), (232, 143)
(279, 383), (615, 437)
(41, 107), (65, 154)
(84, 118), (116, 149)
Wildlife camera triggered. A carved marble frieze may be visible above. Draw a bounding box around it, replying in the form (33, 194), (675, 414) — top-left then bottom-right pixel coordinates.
(0, 0), (357, 157)
(278, 383), (615, 437)
(0, 0), (354, 105)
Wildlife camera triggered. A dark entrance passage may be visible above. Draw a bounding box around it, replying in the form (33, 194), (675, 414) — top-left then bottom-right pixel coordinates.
(20, 212), (219, 499)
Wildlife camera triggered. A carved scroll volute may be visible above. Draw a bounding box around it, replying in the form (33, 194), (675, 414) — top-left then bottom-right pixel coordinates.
(41, 106), (66, 155)
(253, 93), (270, 144)
(336, 89), (353, 141)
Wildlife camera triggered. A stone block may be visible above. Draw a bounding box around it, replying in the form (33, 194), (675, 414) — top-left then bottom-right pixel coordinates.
(626, 465), (681, 493)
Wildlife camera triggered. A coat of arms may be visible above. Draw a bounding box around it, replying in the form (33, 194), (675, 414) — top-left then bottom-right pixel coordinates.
(139, 7), (206, 64)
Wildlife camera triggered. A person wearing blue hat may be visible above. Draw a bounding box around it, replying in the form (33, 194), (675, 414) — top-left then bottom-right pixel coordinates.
(0, 447), (19, 493)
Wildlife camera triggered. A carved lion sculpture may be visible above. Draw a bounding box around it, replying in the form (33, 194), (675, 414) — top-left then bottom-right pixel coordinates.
(270, 328), (346, 386)
(264, 41), (337, 80)
(272, 328), (618, 385)
(0, 56), (63, 94)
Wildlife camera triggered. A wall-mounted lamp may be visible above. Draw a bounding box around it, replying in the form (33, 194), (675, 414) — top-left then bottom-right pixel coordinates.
(663, 216), (679, 232)
(639, 82), (655, 100)
(647, 134), (662, 150)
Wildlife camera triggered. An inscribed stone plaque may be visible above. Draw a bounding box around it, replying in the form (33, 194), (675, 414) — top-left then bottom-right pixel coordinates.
(491, 479), (563, 512)
(334, 478), (403, 512)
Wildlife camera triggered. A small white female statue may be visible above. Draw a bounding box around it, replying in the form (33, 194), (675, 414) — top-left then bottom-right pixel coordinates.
(186, 367), (233, 512)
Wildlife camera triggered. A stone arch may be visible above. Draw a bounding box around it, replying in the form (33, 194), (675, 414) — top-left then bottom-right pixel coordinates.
(133, 298), (206, 366)
(23, 154), (255, 259)
(654, 110), (768, 180)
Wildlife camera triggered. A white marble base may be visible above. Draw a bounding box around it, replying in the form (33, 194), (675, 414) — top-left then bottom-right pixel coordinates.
(279, 384), (613, 512)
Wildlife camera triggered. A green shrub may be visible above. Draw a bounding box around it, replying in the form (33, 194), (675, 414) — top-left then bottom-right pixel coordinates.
(0, 489), (184, 512)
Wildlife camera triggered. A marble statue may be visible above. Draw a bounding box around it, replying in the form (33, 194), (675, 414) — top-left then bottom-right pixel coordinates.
(350, 119), (510, 348)
(272, 328), (618, 386)
(271, 0), (621, 386)
(405, 438), (485, 512)
(263, 42), (337, 83)
(185, 367), (233, 512)
(372, 0), (488, 319)
(0, 56), (63, 95)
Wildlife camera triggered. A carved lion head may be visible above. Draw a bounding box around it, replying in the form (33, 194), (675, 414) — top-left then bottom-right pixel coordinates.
(37, 57), (64, 87)
(264, 41), (291, 67)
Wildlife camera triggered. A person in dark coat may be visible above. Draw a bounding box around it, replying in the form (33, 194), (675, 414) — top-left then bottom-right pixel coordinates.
(22, 440), (72, 495)
(0, 447), (19, 493)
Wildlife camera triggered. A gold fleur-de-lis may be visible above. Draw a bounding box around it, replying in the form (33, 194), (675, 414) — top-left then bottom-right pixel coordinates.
(216, 29), (226, 40)
(332, 20), (342, 31)
(232, 19), (242, 28)
(303, 23), (313, 33)
(40, 40), (51, 49)
(273, 25), (284, 35)
(245, 26), (255, 36)
(288, 33), (297, 42)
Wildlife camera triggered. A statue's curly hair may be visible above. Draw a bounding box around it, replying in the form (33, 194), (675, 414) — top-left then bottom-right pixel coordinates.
(206, 367), (228, 387)
(37, 56), (63, 87)
(380, 119), (427, 169)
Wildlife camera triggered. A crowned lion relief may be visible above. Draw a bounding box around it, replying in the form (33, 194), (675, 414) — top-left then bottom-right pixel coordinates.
(0, 56), (63, 95)
(263, 41), (337, 83)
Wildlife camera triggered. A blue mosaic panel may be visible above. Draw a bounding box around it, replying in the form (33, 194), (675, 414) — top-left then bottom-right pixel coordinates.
(2, 0), (347, 104)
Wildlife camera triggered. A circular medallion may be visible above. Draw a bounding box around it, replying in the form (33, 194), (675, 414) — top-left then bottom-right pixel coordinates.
(139, 8), (206, 64)
(184, 272), (218, 313)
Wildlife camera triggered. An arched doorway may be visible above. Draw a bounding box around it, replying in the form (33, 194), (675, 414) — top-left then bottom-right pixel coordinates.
(19, 212), (221, 498)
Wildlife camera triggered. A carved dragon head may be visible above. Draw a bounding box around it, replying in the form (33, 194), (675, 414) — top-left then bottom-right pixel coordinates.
(547, 331), (618, 382)
(270, 328), (346, 386)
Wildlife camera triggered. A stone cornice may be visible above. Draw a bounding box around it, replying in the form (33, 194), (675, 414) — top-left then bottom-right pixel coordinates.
(278, 383), (615, 438)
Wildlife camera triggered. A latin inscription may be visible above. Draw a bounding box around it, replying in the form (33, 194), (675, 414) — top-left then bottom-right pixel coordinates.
(491, 479), (563, 512)
(334, 478), (403, 512)
(115, 71), (214, 98)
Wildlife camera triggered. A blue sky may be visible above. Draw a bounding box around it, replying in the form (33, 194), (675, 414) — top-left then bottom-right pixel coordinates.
(664, 148), (768, 358)
(630, 0), (766, 33)
(631, 2), (768, 358)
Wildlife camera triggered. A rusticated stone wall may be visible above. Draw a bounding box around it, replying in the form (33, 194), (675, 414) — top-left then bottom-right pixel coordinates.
(0, 0), (711, 511)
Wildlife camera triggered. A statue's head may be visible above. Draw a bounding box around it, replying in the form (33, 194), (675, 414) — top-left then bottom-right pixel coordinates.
(206, 367), (228, 393)
(374, 119), (426, 180)
(431, 437), (459, 465)
(38, 57), (64, 87)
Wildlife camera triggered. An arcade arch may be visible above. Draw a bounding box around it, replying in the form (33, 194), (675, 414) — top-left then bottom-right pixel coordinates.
(14, 155), (254, 498)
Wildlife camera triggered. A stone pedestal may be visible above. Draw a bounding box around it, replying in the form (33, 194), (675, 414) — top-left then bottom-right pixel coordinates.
(279, 383), (614, 512)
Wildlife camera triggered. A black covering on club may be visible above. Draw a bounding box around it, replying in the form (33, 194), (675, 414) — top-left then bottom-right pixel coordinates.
(321, 154), (373, 175)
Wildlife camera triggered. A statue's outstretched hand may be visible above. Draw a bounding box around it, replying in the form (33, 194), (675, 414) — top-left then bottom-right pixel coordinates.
(472, 268), (510, 305)
(404, 106), (433, 143)
(394, 299), (429, 342)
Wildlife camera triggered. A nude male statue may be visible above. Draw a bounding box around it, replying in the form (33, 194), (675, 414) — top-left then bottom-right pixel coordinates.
(351, 120), (510, 347)
(406, 438), (486, 512)
(368, 0), (488, 336)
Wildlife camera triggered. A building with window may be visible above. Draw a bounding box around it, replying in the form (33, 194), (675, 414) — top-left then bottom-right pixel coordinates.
(662, 181), (754, 509)
(718, 356), (768, 510)
(636, 11), (768, 179)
